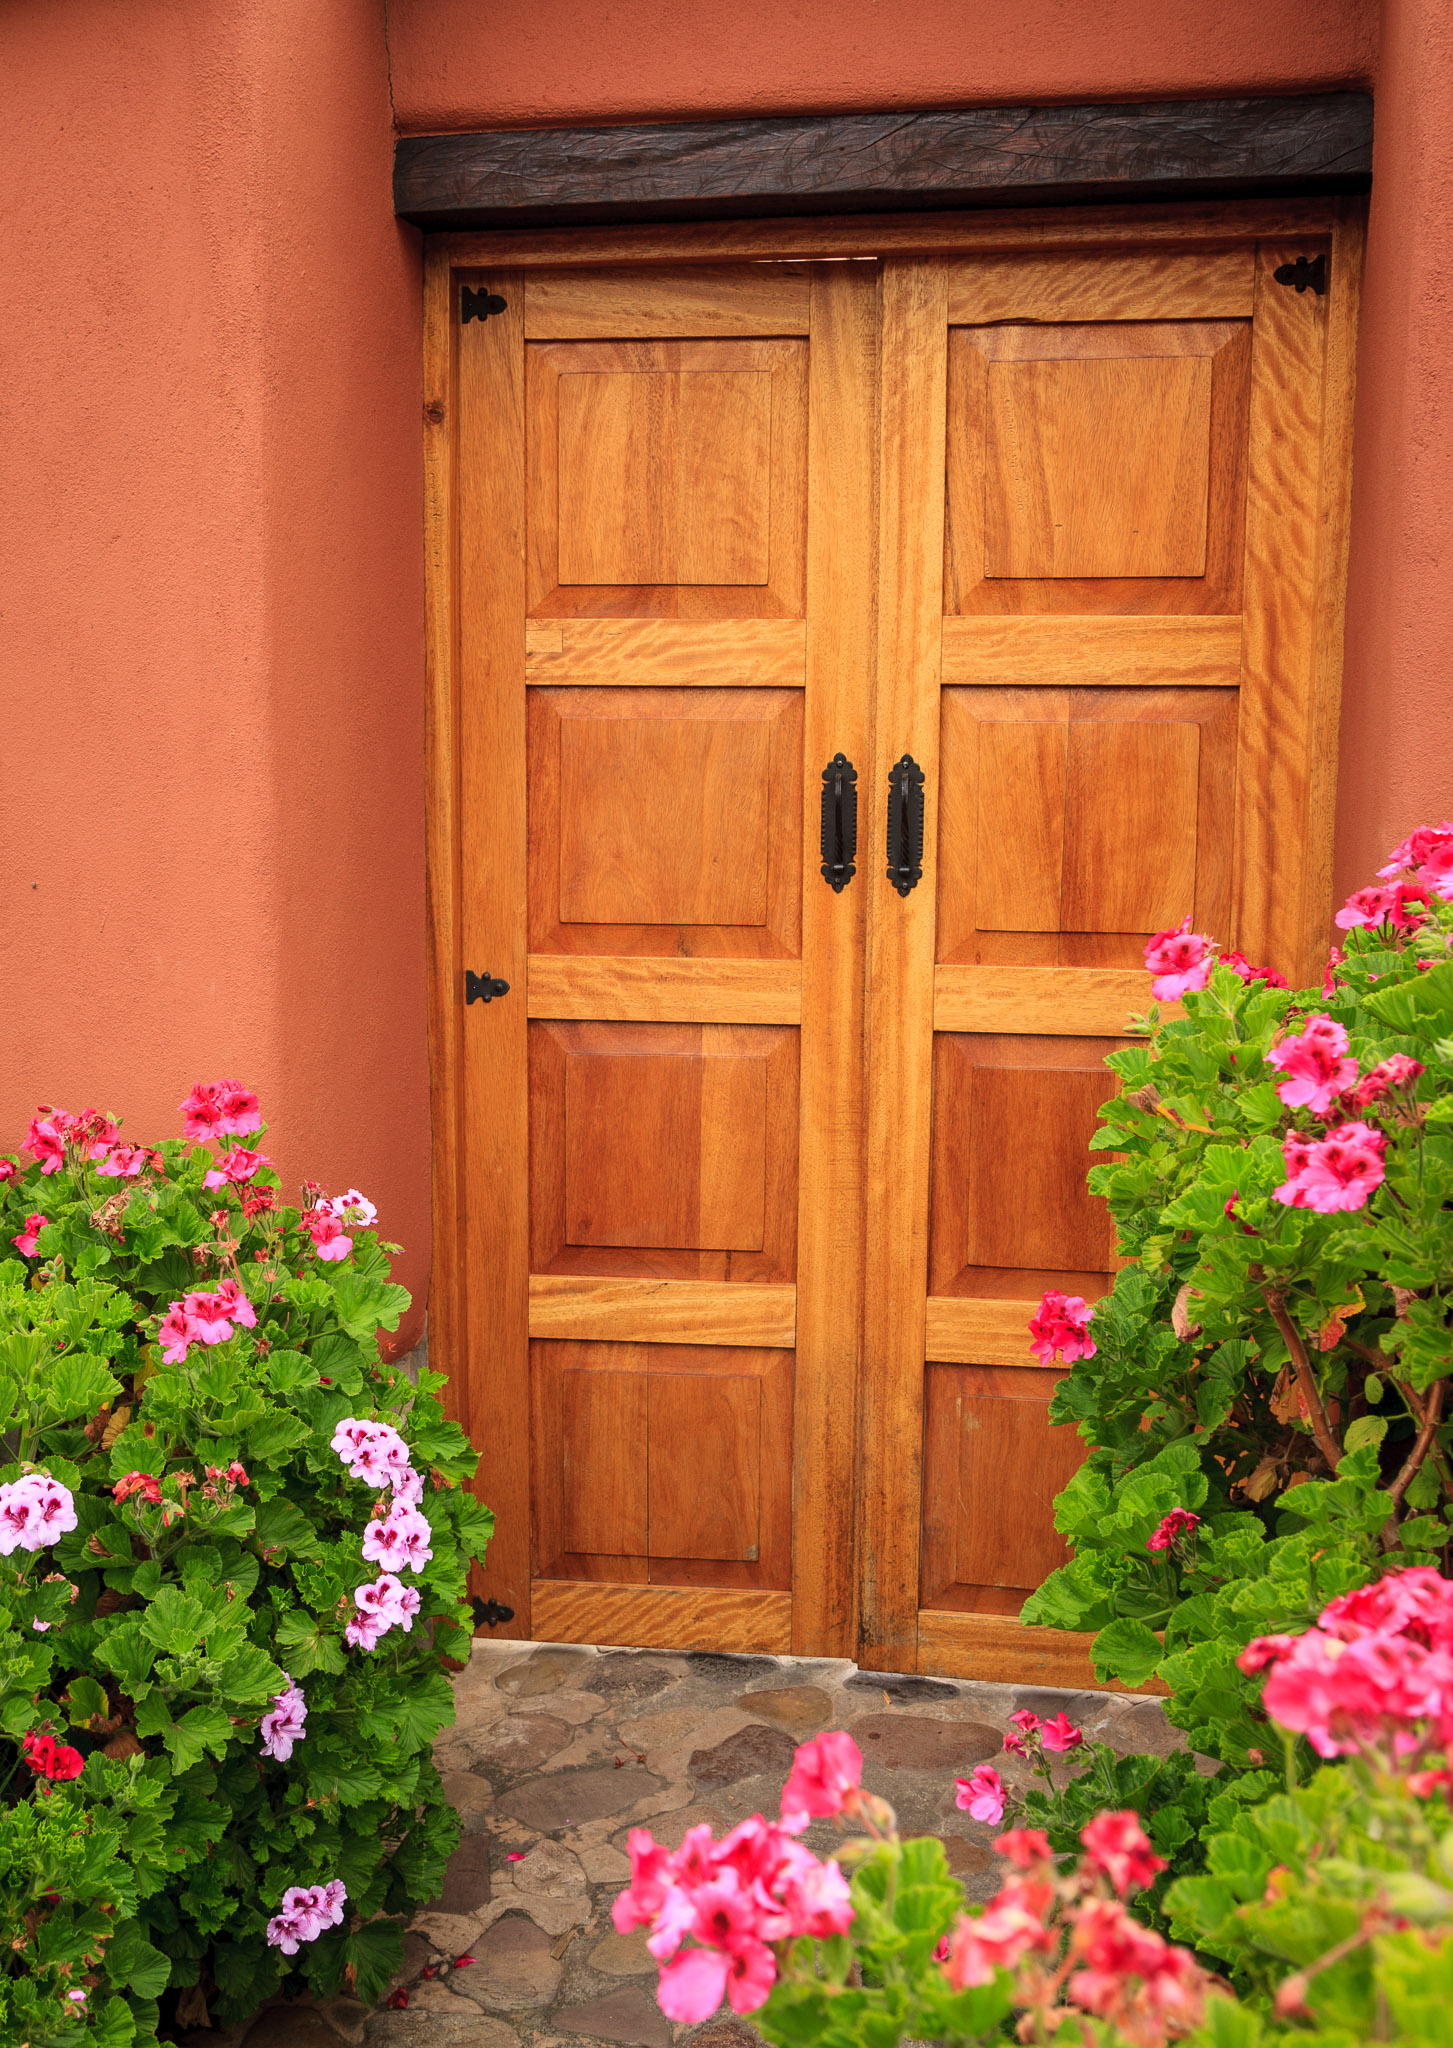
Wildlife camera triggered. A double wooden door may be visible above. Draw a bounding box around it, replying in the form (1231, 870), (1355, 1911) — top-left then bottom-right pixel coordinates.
(425, 204), (1360, 1680)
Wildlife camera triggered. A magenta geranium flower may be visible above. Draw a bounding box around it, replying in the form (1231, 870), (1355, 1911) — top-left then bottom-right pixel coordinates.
(1143, 918), (1214, 1000)
(1265, 1016), (1359, 1114)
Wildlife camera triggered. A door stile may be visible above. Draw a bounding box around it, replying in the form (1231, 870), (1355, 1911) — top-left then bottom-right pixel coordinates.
(1232, 241), (1335, 986)
(456, 272), (533, 1635)
(858, 261), (949, 1671)
(793, 263), (880, 1657)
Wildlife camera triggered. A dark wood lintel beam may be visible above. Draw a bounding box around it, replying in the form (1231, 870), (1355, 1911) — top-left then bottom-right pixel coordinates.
(394, 93), (1372, 231)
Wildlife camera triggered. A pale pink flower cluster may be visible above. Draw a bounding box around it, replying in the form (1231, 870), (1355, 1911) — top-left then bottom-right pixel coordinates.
(327, 1189), (378, 1228)
(1239, 1565), (1453, 1760)
(178, 1080), (263, 1142)
(157, 1278), (258, 1364)
(614, 1737), (860, 2022)
(333, 1419), (432, 1651)
(1028, 1291), (1096, 1367)
(345, 1572), (421, 1651)
(260, 1672), (308, 1762)
(1275, 1121), (1386, 1213)
(265, 1879), (347, 1953)
(0, 1473), (78, 1555)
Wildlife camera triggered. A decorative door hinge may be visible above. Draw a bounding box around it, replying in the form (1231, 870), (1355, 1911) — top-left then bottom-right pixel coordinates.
(465, 970), (510, 1004)
(1273, 254), (1326, 296)
(886, 755), (926, 897)
(472, 1596), (515, 1628)
(461, 286), (508, 324)
(819, 752), (858, 891)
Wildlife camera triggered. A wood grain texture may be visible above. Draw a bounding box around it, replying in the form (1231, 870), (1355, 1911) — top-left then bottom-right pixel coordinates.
(528, 688), (802, 960)
(422, 248), (466, 1444)
(947, 249), (1254, 324)
(528, 1275), (796, 1347)
(859, 260), (948, 1669)
(527, 955), (802, 1024)
(563, 1370), (647, 1554)
(926, 1296), (1051, 1367)
(525, 618), (807, 687)
(917, 1608), (1167, 1694)
(945, 321), (1249, 617)
(1232, 243), (1331, 983)
(791, 262), (878, 1658)
(530, 1021), (799, 1283)
(939, 616), (1241, 689)
(985, 353), (1212, 579)
(456, 269), (532, 1636)
(527, 337), (807, 620)
(933, 967), (1175, 1036)
(529, 1580), (793, 1653)
(396, 96), (1371, 229)
(525, 264), (812, 337)
(430, 200), (1345, 270)
(920, 1364), (1083, 1605)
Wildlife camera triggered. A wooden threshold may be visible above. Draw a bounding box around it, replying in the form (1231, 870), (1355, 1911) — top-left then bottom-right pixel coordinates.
(530, 1580), (793, 1653)
(528, 1276), (796, 1348)
(916, 1608), (1169, 1696)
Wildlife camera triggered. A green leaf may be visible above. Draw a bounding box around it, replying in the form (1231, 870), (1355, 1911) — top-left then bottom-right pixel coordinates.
(140, 1586), (209, 1658)
(63, 1674), (109, 1728)
(1343, 1413), (1388, 1453)
(104, 1919), (172, 1999)
(1092, 1617), (1165, 1688)
(253, 1495), (324, 1560)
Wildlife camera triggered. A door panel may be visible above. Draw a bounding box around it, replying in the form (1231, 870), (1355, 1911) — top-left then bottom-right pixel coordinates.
(452, 260), (876, 1654)
(432, 209), (1359, 1677)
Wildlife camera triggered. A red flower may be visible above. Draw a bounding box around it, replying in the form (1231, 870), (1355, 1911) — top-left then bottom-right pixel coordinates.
(1354, 1054), (1425, 1106)
(1079, 1811), (1166, 1895)
(113, 1471), (162, 1506)
(1040, 1713), (1084, 1753)
(993, 1828), (1053, 1869)
(23, 1731), (84, 1781)
(1220, 950), (1289, 989)
(1028, 1291), (1096, 1368)
(1147, 1508), (1200, 1553)
(1335, 882), (1429, 933)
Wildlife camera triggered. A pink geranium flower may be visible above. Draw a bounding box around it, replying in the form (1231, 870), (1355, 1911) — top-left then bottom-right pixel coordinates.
(12, 1213), (47, 1257)
(1354, 1055), (1425, 1106)
(299, 1208), (352, 1262)
(1275, 1120), (1386, 1213)
(1028, 1291), (1095, 1367)
(1335, 882), (1430, 933)
(0, 1159), (17, 1183)
(361, 1503), (434, 1573)
(1143, 917), (1214, 1000)
(1147, 1508), (1201, 1552)
(183, 1290), (236, 1345)
(203, 1147), (272, 1190)
(178, 1083), (226, 1140)
(157, 1303), (194, 1364)
(96, 1143), (147, 1178)
(994, 1827), (1053, 1868)
(214, 1277), (257, 1330)
(779, 1731), (863, 1831)
(1265, 1015), (1359, 1113)
(956, 1765), (1005, 1824)
(24, 1109), (69, 1174)
(1079, 1811), (1166, 1895)
(1378, 821), (1453, 881)
(1219, 950), (1289, 989)
(213, 1080), (263, 1136)
(1040, 1713), (1084, 1754)
(265, 1879), (347, 1953)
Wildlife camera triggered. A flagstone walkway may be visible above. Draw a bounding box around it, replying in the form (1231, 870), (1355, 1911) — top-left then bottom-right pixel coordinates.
(230, 1640), (1183, 2048)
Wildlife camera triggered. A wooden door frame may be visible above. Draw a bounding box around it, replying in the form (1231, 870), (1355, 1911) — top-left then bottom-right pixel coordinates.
(423, 197), (1364, 1676)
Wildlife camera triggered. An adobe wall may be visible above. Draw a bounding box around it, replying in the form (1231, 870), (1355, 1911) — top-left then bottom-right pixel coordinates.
(0, 0), (429, 1339)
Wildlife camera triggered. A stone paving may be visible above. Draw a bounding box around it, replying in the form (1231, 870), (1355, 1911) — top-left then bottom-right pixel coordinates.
(228, 1640), (1184, 2048)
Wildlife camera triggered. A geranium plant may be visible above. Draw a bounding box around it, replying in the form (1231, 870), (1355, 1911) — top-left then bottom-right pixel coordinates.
(0, 1089), (494, 2046)
(1019, 825), (1453, 1767)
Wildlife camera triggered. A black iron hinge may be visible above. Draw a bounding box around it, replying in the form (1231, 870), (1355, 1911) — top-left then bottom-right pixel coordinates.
(1273, 254), (1327, 296)
(472, 1596), (515, 1629)
(461, 286), (508, 323)
(465, 970), (510, 1004)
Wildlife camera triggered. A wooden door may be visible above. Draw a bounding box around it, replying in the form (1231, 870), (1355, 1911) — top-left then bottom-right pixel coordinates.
(436, 261), (877, 1655)
(425, 203), (1359, 1679)
(858, 226), (1360, 1682)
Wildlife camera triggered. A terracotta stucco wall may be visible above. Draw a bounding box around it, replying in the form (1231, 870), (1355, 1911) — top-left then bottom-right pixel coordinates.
(386, 0), (1375, 130)
(0, 0), (429, 1341)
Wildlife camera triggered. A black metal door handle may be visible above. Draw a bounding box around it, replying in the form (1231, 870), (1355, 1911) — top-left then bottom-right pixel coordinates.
(819, 753), (858, 892)
(886, 755), (925, 896)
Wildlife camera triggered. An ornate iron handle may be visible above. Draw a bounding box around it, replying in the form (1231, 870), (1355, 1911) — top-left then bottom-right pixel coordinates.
(819, 753), (858, 892)
(886, 755), (925, 897)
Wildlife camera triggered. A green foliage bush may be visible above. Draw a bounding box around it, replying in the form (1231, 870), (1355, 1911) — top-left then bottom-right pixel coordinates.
(0, 1095), (493, 2045)
(1021, 852), (1453, 1777)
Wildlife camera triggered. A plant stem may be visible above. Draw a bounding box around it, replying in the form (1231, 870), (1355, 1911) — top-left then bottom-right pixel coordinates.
(1386, 1377), (1446, 1522)
(1261, 1285), (1344, 1473)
